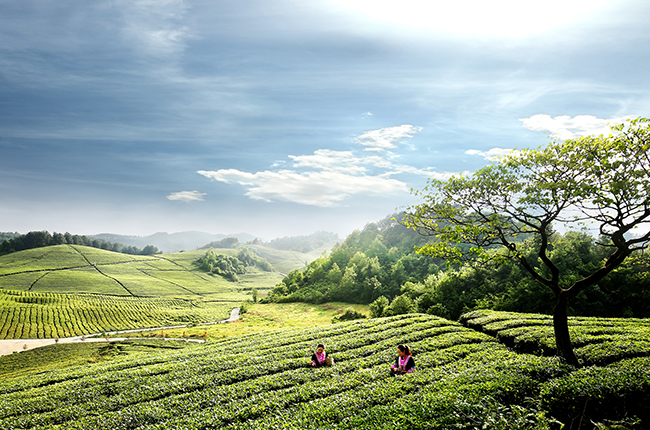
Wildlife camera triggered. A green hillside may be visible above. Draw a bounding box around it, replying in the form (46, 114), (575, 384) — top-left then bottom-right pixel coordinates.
(0, 246), (282, 298)
(0, 311), (648, 429)
(0, 246), (285, 338)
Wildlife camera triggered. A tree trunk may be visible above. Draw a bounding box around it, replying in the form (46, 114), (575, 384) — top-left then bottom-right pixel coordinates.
(553, 291), (579, 366)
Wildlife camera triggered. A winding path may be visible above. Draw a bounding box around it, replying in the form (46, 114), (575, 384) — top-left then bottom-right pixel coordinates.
(0, 307), (240, 357)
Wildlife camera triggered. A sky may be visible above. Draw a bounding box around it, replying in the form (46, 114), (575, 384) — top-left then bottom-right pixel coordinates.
(1, 0), (649, 240)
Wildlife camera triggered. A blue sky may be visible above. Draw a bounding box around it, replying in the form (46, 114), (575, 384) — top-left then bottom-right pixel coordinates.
(1, 0), (649, 240)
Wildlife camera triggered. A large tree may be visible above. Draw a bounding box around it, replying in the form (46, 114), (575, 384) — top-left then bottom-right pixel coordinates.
(403, 118), (650, 366)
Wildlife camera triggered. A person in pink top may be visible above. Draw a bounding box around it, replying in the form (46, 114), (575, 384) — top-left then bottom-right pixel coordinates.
(390, 344), (415, 375)
(311, 343), (330, 367)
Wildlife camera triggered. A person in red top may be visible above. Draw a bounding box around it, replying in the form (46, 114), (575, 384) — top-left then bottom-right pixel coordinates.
(311, 343), (329, 367)
(390, 344), (415, 375)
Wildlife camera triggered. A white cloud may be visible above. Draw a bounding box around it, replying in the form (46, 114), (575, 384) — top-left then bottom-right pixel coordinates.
(289, 149), (366, 174)
(355, 125), (422, 151)
(167, 190), (206, 202)
(197, 125), (463, 207)
(198, 169), (406, 207)
(519, 114), (633, 139)
(465, 148), (517, 161)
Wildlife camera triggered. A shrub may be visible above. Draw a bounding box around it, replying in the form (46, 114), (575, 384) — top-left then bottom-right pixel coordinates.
(370, 296), (389, 318)
(332, 308), (367, 323)
(388, 294), (415, 316)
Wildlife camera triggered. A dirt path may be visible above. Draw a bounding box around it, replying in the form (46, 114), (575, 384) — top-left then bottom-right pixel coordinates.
(0, 307), (240, 357)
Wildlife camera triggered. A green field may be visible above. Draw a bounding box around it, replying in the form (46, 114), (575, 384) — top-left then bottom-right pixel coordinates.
(0, 246), (285, 339)
(0, 311), (648, 429)
(136, 302), (371, 340)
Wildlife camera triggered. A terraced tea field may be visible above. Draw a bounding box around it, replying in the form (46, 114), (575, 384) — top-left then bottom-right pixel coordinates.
(1, 313), (648, 429)
(0, 245), (284, 339)
(461, 309), (650, 365)
(0, 290), (233, 339)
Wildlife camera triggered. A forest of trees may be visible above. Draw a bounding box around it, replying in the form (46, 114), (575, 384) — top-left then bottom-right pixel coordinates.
(267, 214), (445, 304)
(266, 214), (650, 319)
(0, 231), (160, 256)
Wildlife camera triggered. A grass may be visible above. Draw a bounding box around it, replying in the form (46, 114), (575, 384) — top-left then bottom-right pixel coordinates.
(136, 302), (371, 340)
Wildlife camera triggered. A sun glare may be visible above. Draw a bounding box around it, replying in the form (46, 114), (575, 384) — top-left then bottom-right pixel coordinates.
(328, 0), (614, 39)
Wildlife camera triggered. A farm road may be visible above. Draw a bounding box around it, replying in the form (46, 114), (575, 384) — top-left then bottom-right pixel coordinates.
(0, 307), (240, 357)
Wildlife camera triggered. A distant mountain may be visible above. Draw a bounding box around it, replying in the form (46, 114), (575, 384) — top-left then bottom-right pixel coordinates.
(91, 231), (259, 253)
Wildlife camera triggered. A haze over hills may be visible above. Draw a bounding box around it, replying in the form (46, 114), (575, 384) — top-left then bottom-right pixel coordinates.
(91, 230), (341, 254)
(91, 231), (260, 253)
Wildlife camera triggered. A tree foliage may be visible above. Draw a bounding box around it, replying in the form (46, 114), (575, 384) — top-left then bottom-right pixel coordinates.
(0, 231), (160, 256)
(403, 118), (650, 365)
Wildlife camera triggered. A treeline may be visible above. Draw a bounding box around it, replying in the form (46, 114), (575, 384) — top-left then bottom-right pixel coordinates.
(197, 248), (273, 281)
(267, 214), (446, 304)
(0, 231), (160, 256)
(267, 216), (650, 319)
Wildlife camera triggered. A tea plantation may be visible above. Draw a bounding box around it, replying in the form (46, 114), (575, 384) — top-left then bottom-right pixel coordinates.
(0, 245), (283, 339)
(1, 312), (648, 429)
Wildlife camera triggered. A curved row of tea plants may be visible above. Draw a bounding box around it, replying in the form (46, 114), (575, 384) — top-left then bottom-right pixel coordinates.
(1, 313), (648, 429)
(0, 289), (232, 339)
(460, 309), (650, 365)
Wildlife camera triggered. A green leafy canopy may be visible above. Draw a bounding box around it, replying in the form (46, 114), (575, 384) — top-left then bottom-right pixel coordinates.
(404, 117), (650, 284)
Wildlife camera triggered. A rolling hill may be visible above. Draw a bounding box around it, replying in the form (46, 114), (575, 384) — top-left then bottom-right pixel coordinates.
(0, 245), (285, 338)
(0, 311), (648, 429)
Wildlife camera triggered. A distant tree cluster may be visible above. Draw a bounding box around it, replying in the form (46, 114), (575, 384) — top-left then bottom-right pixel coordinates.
(266, 214), (445, 304)
(261, 231), (339, 253)
(0, 231), (160, 256)
(197, 248), (273, 281)
(199, 237), (240, 249)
